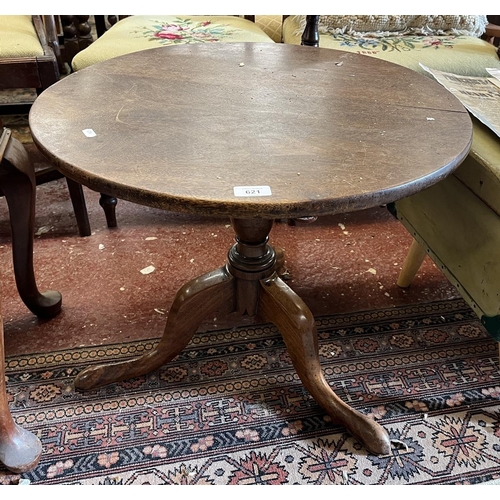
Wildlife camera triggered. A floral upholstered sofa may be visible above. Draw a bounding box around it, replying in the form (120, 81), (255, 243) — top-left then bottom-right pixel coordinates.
(283, 15), (500, 76)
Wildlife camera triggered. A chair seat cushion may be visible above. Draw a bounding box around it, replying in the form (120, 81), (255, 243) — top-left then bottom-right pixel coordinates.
(283, 16), (500, 77)
(72, 15), (275, 71)
(0, 15), (44, 58)
(309, 15), (488, 37)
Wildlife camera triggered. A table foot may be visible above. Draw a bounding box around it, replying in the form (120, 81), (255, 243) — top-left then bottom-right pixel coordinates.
(99, 193), (118, 228)
(25, 291), (63, 320)
(0, 423), (42, 474)
(258, 274), (391, 456)
(75, 266), (235, 390)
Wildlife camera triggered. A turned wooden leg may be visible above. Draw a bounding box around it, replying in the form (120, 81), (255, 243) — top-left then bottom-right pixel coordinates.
(0, 307), (42, 473)
(65, 177), (91, 237)
(75, 266), (235, 390)
(0, 129), (62, 319)
(397, 238), (427, 288)
(258, 274), (391, 455)
(99, 193), (118, 228)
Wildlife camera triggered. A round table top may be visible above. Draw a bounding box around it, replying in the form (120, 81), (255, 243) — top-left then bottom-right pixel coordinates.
(30, 42), (473, 219)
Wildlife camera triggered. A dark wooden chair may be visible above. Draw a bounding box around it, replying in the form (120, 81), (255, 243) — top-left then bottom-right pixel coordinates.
(0, 15), (114, 236)
(483, 14), (500, 54)
(0, 127), (62, 474)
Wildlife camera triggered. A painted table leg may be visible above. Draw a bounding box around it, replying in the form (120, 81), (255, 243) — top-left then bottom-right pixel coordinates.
(397, 238), (427, 288)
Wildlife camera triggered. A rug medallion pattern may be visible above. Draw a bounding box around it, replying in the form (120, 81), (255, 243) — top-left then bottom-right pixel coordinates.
(1, 299), (500, 485)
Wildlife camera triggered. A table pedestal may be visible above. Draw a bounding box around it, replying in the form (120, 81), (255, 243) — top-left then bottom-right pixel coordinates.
(74, 218), (391, 455)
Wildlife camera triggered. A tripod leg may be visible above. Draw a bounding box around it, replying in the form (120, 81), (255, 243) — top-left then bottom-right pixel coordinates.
(258, 274), (391, 455)
(75, 266), (235, 390)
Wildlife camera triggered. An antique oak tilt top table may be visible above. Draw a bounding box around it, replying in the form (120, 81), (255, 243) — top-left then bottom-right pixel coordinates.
(29, 43), (473, 455)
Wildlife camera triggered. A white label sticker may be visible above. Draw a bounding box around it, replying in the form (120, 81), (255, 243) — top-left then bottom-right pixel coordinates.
(233, 186), (272, 197)
(82, 129), (97, 137)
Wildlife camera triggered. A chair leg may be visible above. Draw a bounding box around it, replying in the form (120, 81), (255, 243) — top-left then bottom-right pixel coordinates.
(65, 177), (91, 237)
(99, 193), (118, 228)
(0, 312), (42, 473)
(397, 238), (428, 288)
(0, 130), (62, 318)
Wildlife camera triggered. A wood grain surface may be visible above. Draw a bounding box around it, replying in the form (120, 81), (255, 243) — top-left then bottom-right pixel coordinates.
(29, 42), (473, 219)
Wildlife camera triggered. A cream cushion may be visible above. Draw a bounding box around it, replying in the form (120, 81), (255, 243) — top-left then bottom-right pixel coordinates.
(304, 15), (488, 37)
(0, 15), (44, 58)
(72, 15), (275, 71)
(283, 15), (500, 77)
(254, 15), (283, 43)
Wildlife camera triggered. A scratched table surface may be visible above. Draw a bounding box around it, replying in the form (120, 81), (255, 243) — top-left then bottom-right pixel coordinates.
(30, 43), (473, 219)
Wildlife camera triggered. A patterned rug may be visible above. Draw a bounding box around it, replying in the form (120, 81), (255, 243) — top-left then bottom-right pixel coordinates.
(1, 298), (500, 485)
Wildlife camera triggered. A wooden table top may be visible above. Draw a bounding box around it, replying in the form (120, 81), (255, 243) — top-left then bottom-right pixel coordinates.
(30, 43), (473, 219)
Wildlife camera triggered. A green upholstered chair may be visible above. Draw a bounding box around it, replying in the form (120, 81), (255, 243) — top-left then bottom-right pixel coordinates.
(390, 117), (500, 356)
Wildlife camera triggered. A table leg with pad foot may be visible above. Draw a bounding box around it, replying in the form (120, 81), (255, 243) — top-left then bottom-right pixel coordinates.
(0, 314), (42, 473)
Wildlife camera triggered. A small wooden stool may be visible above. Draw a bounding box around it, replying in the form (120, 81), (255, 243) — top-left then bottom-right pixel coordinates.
(0, 128), (62, 473)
